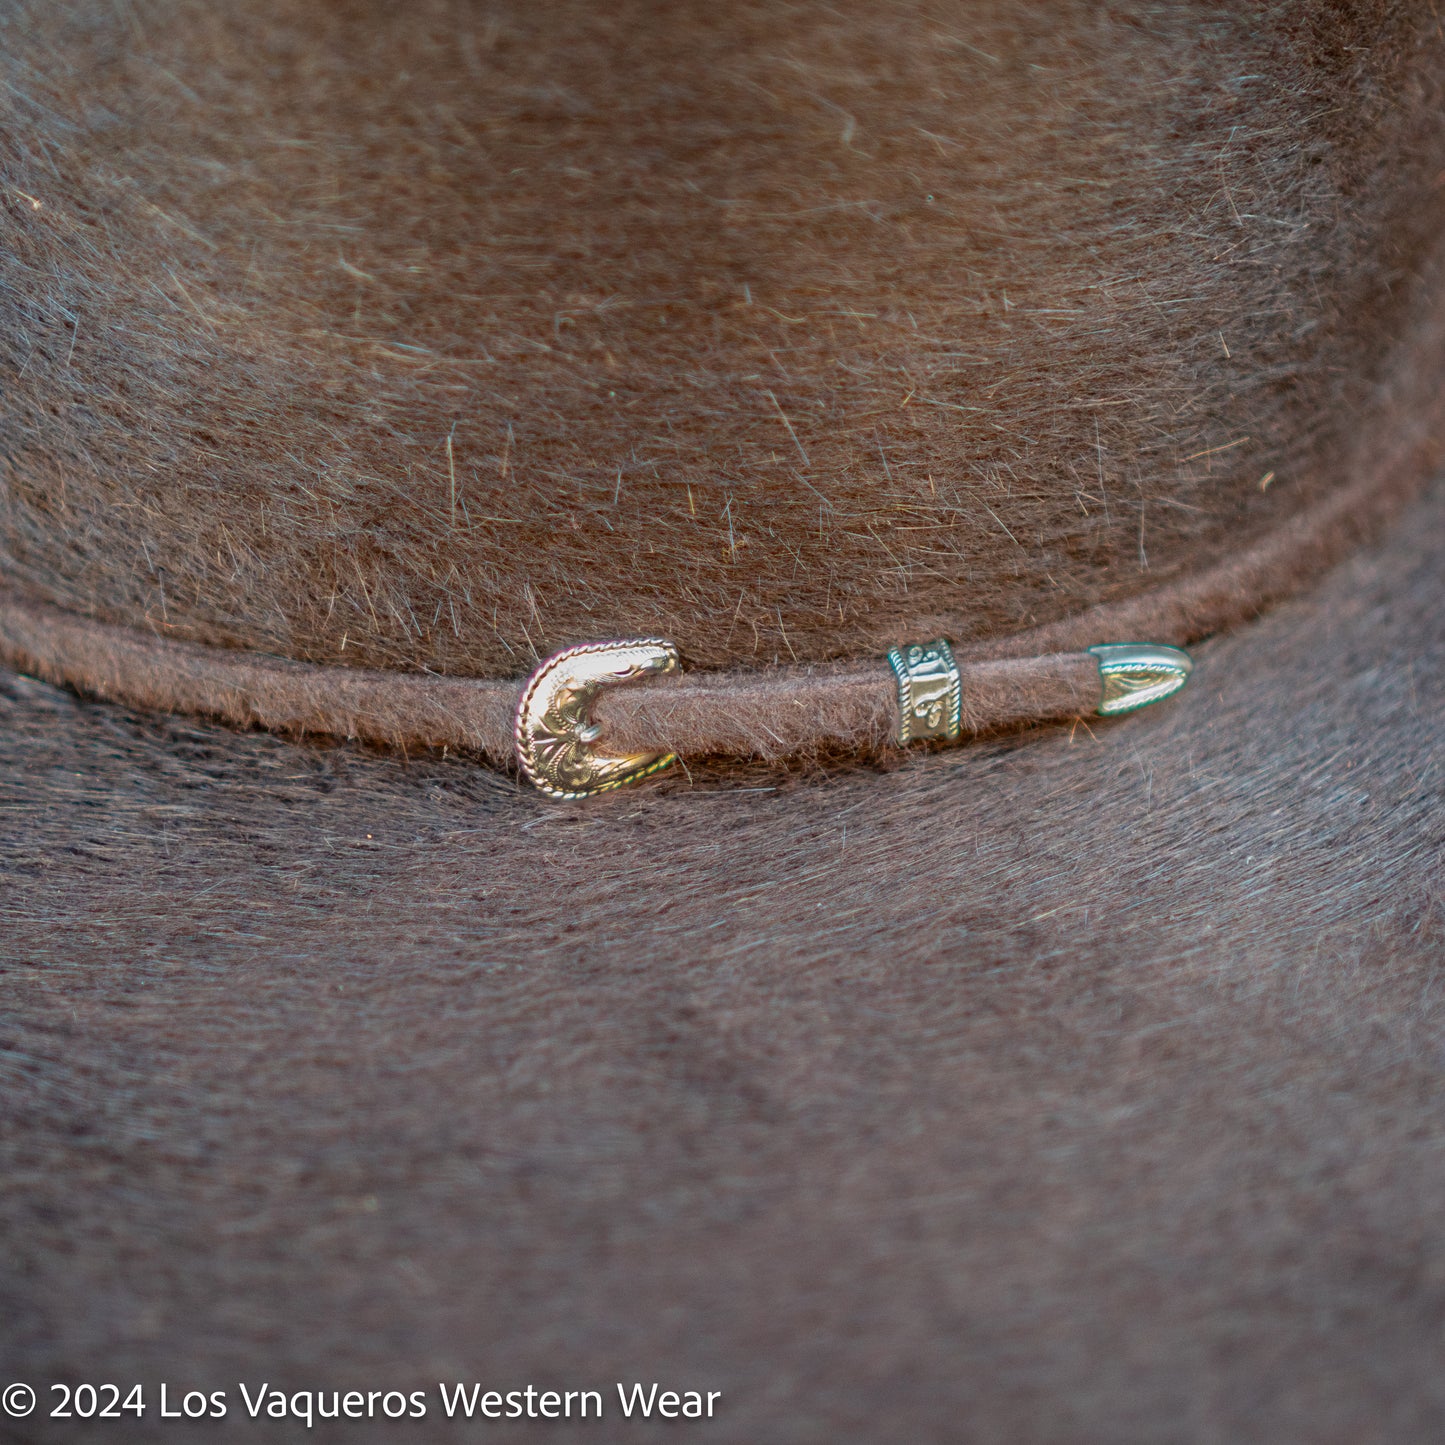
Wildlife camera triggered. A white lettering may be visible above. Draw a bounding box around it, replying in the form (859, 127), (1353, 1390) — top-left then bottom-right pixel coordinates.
(616, 1383), (661, 1418)
(614, 1383), (719, 1419)
(236, 1382), (267, 1418)
(566, 1390), (603, 1417)
(439, 1384), (502, 1419)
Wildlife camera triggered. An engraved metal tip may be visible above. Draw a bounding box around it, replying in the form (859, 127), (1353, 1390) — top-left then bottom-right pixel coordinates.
(1088, 643), (1193, 717)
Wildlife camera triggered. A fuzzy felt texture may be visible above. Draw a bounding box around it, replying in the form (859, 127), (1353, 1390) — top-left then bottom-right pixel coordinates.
(1, 471), (1443, 1442)
(2, 366), (1440, 765)
(2, 0), (1445, 678)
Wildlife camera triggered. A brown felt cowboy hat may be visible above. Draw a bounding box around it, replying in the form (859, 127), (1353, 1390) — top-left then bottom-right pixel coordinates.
(3, 1), (1444, 1438)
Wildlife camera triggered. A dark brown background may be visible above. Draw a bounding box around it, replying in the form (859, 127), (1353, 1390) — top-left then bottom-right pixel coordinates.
(4, 4), (1445, 1439)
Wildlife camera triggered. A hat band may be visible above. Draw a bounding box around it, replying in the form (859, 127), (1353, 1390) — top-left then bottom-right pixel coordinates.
(0, 418), (1436, 788)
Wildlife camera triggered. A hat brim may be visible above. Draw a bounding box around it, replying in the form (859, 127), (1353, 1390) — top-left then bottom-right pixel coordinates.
(3, 478), (1443, 1438)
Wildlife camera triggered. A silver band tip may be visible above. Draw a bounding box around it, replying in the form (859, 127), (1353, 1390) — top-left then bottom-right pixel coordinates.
(1089, 643), (1193, 716)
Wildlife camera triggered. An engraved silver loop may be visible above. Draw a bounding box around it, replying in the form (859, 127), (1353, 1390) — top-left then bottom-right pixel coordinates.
(1089, 642), (1194, 716)
(887, 638), (962, 745)
(515, 639), (680, 799)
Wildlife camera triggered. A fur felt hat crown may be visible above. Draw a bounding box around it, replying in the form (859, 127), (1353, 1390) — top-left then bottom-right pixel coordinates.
(5, 2), (1445, 1438)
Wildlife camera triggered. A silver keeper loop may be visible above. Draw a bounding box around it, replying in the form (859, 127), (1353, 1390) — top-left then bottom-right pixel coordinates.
(887, 638), (963, 745)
